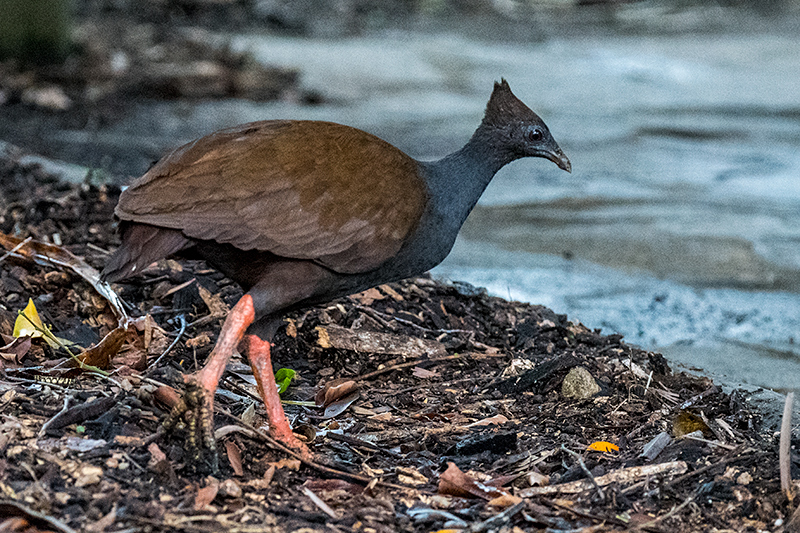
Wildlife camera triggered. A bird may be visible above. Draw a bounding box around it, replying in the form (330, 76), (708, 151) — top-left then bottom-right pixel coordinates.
(102, 79), (571, 470)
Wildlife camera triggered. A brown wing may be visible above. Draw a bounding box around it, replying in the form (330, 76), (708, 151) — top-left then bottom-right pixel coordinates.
(115, 120), (428, 274)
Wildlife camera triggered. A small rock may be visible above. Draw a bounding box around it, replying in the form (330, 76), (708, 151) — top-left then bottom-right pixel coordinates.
(218, 479), (242, 498)
(561, 366), (600, 399)
(21, 85), (72, 111)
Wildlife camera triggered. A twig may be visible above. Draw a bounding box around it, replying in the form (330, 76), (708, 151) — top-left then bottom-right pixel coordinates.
(542, 499), (629, 527)
(39, 394), (72, 438)
(145, 314), (187, 377)
(662, 447), (757, 490)
(519, 460), (688, 497)
(378, 376), (481, 397)
(464, 501), (525, 533)
(218, 409), (415, 492)
(780, 392), (795, 500)
(357, 353), (464, 381)
(633, 496), (694, 530)
(0, 236), (32, 265)
(0, 501), (78, 533)
(303, 487), (338, 519)
(325, 431), (401, 457)
(561, 444), (605, 500)
(121, 451), (147, 472)
(681, 434), (737, 451)
(353, 304), (471, 336)
(84, 242), (111, 255)
(357, 352), (501, 382)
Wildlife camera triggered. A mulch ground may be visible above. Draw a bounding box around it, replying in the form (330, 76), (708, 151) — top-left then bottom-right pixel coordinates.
(1, 2), (799, 530)
(0, 142), (798, 533)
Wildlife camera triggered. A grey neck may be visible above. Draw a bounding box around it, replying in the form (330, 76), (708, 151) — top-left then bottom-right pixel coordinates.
(421, 127), (515, 230)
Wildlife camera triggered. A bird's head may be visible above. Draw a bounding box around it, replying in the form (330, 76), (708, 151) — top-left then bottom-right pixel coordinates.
(480, 79), (571, 172)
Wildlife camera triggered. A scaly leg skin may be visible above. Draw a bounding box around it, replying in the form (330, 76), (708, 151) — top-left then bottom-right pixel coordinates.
(242, 333), (311, 459)
(163, 295), (256, 473)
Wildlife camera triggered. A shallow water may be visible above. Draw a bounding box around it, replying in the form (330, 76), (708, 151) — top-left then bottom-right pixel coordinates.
(38, 20), (800, 391)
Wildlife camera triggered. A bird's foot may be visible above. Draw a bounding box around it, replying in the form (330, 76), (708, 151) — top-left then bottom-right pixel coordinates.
(240, 333), (313, 461)
(162, 379), (219, 474)
(269, 417), (312, 461)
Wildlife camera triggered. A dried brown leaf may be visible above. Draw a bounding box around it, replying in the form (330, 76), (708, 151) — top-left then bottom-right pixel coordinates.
(194, 478), (220, 510)
(315, 378), (359, 408)
(75, 326), (127, 369)
(438, 462), (506, 500)
(0, 335), (32, 365)
(350, 287), (384, 305)
(225, 440), (243, 476)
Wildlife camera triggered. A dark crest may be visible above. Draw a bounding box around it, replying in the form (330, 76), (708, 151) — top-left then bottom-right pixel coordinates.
(482, 79), (541, 128)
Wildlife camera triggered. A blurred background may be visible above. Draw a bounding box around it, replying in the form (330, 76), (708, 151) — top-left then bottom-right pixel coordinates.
(1, 0), (799, 391)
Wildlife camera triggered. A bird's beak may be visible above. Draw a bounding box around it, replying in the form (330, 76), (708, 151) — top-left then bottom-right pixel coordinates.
(547, 146), (572, 173)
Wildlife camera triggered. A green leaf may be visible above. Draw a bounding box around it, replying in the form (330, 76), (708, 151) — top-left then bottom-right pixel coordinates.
(274, 368), (296, 395)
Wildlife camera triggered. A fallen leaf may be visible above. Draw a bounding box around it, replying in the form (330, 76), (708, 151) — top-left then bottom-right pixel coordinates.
(225, 440), (243, 476)
(85, 504), (117, 533)
(587, 441), (620, 453)
(185, 333), (211, 348)
(74, 465), (103, 487)
(378, 284), (404, 301)
(147, 443), (168, 465)
(438, 462), (506, 500)
(284, 318), (297, 338)
(263, 465), (276, 485)
(673, 410), (712, 438)
(396, 466), (429, 486)
(0, 335), (32, 365)
(194, 478), (220, 510)
(75, 326), (127, 369)
(65, 437), (107, 453)
(0, 232), (129, 326)
(13, 298), (72, 348)
(218, 478), (242, 498)
(487, 493), (523, 508)
(350, 287), (384, 305)
(315, 378), (359, 407)
(323, 390), (360, 419)
(526, 471), (550, 487)
(197, 283), (229, 317)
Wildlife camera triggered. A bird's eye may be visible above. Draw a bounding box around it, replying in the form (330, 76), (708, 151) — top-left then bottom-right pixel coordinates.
(525, 128), (543, 142)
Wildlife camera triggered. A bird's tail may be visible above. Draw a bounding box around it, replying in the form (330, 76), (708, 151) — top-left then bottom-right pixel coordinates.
(102, 223), (190, 282)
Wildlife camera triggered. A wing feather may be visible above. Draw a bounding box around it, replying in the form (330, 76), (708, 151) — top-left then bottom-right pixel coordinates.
(115, 120), (428, 274)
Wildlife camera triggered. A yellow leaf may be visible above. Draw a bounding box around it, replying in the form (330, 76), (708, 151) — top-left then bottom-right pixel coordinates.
(14, 298), (47, 339)
(13, 298), (73, 349)
(587, 441), (620, 453)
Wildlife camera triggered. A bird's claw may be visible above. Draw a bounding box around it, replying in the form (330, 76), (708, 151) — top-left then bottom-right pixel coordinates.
(162, 381), (219, 474)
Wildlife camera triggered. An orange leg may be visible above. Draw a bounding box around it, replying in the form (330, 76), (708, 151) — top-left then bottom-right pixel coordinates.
(241, 333), (311, 459)
(163, 295), (256, 472)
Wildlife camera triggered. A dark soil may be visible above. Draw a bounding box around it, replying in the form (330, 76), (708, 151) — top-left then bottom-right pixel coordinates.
(0, 142), (797, 533)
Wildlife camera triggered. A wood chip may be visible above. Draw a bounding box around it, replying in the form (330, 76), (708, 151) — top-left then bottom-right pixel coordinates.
(518, 461), (688, 497)
(315, 324), (446, 357)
